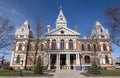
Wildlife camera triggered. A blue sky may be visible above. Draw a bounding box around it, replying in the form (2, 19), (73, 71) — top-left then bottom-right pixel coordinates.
(0, 0), (120, 60)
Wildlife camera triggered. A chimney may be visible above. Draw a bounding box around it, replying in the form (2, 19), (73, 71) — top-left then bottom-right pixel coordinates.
(47, 25), (50, 32)
(74, 26), (78, 32)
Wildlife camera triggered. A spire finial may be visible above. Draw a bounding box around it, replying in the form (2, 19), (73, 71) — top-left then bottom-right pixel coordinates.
(60, 5), (62, 10)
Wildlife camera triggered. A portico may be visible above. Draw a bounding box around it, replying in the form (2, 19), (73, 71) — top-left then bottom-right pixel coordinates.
(47, 51), (81, 70)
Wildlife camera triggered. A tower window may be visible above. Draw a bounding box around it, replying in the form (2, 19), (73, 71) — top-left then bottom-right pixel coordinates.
(28, 43), (32, 51)
(100, 29), (103, 32)
(18, 43), (23, 51)
(81, 44), (85, 51)
(16, 55), (20, 63)
(103, 44), (107, 51)
(93, 44), (96, 52)
(22, 28), (24, 32)
(101, 35), (104, 38)
(41, 44), (44, 51)
(105, 55), (109, 64)
(60, 18), (63, 20)
(87, 44), (91, 51)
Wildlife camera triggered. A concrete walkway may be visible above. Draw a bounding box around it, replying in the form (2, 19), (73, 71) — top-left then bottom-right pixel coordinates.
(54, 69), (85, 78)
(0, 70), (120, 78)
(54, 69), (120, 78)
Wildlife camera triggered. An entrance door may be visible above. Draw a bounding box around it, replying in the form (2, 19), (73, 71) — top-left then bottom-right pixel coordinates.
(51, 54), (56, 69)
(70, 54), (76, 70)
(60, 54), (66, 69)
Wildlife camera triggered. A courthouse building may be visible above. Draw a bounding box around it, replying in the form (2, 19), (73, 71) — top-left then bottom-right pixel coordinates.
(10, 8), (114, 70)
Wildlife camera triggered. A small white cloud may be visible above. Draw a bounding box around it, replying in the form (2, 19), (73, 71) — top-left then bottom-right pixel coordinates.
(11, 9), (23, 15)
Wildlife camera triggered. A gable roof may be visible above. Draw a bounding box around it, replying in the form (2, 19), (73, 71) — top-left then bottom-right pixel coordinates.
(46, 27), (80, 36)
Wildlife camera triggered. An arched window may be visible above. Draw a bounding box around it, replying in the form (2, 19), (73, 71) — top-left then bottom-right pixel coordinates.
(52, 39), (56, 50)
(85, 55), (90, 63)
(38, 55), (41, 64)
(69, 39), (73, 50)
(60, 39), (64, 50)
(41, 44), (44, 51)
(103, 44), (107, 51)
(105, 55), (109, 64)
(93, 44), (96, 52)
(18, 43), (23, 51)
(16, 55), (20, 63)
(100, 29), (103, 32)
(81, 44), (85, 51)
(47, 39), (50, 48)
(28, 43), (32, 51)
(87, 44), (91, 51)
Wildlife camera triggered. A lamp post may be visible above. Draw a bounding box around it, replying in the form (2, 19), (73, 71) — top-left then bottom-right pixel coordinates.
(79, 53), (82, 70)
(20, 60), (23, 76)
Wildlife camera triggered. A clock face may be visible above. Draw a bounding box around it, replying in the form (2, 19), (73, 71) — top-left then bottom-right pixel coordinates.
(61, 30), (64, 34)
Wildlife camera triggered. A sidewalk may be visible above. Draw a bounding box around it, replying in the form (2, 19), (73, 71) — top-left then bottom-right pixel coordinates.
(0, 70), (120, 78)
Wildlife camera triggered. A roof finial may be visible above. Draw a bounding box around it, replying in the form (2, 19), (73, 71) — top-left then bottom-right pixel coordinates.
(60, 5), (62, 10)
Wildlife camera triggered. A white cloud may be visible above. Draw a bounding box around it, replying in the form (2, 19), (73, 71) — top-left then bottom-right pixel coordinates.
(11, 9), (23, 15)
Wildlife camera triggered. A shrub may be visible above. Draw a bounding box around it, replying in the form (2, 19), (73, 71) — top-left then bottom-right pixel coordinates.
(4, 66), (13, 70)
(34, 64), (43, 74)
(90, 61), (100, 74)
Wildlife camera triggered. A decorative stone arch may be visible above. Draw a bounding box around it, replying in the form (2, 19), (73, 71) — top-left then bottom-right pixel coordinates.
(18, 43), (23, 51)
(37, 54), (42, 64)
(84, 55), (90, 64)
(105, 55), (109, 64)
(100, 42), (109, 51)
(69, 39), (73, 50)
(87, 44), (91, 51)
(103, 44), (107, 51)
(40, 43), (44, 51)
(60, 39), (64, 50)
(16, 55), (20, 64)
(51, 39), (56, 50)
(28, 43), (32, 51)
(81, 43), (85, 51)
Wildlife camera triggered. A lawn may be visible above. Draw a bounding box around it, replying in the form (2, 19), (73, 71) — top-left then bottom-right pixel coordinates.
(0, 69), (53, 76)
(0, 70), (34, 76)
(101, 70), (120, 76)
(81, 69), (120, 76)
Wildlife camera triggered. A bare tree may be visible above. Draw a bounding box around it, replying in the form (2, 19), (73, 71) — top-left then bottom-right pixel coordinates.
(0, 55), (5, 68)
(25, 18), (46, 70)
(0, 16), (15, 55)
(105, 6), (120, 47)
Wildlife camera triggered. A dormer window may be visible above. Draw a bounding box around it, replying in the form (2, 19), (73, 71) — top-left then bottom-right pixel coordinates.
(101, 35), (104, 38)
(60, 18), (63, 20)
(22, 28), (24, 32)
(20, 35), (24, 37)
(100, 29), (103, 32)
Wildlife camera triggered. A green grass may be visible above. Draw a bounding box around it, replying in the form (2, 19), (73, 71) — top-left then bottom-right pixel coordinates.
(100, 70), (120, 76)
(0, 69), (35, 76)
(0, 70), (20, 76)
(0, 69), (50, 76)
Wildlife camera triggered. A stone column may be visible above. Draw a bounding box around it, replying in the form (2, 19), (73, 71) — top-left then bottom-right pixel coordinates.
(66, 54), (70, 69)
(58, 54), (60, 69)
(68, 54), (70, 69)
(48, 54), (51, 70)
(56, 54), (60, 69)
(76, 54), (80, 65)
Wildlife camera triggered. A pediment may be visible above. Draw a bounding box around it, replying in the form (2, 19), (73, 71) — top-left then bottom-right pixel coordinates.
(46, 27), (80, 36)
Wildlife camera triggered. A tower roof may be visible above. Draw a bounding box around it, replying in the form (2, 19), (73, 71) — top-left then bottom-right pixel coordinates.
(56, 6), (67, 28)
